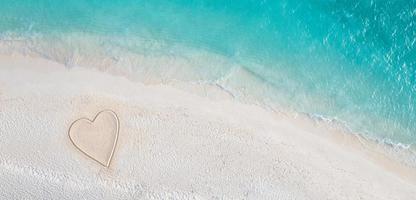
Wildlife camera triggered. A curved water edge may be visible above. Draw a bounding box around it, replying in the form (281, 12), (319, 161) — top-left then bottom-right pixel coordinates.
(1, 34), (415, 168)
(1, 0), (415, 148)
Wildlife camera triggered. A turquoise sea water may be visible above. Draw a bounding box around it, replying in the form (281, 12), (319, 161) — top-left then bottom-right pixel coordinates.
(0, 0), (415, 147)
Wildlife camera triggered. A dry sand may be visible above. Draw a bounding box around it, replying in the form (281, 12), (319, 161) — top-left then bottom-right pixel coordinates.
(0, 54), (416, 199)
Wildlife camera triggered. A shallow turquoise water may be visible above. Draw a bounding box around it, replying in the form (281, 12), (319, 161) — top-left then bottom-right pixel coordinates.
(0, 0), (415, 146)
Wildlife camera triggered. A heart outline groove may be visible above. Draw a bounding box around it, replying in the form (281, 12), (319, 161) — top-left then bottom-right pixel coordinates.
(68, 109), (120, 167)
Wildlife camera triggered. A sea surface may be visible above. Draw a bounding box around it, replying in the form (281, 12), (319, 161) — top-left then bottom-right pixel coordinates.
(0, 0), (415, 149)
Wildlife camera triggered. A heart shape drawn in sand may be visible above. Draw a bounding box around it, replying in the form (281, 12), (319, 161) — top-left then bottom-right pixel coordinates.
(68, 110), (120, 167)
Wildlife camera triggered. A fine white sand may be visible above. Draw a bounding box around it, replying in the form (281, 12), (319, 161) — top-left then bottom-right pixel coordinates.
(0, 54), (416, 199)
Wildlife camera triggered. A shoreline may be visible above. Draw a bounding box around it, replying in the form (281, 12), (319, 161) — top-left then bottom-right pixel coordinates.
(1, 54), (416, 199)
(1, 37), (414, 149)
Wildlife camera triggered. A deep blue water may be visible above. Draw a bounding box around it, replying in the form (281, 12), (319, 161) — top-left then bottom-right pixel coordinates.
(0, 0), (415, 146)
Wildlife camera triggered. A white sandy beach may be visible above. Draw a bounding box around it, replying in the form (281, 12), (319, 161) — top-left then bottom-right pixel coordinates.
(1, 54), (416, 199)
